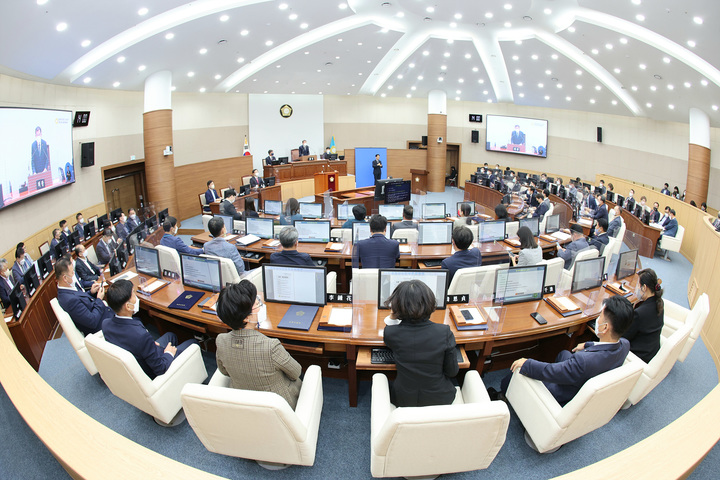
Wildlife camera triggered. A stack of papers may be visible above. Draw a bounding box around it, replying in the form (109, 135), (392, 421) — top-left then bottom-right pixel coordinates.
(328, 307), (352, 326)
(236, 234), (260, 246)
(140, 279), (166, 294)
(551, 231), (571, 241)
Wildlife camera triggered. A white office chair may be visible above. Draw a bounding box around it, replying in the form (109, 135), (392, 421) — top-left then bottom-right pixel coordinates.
(181, 366), (323, 469)
(351, 268), (379, 301)
(330, 228), (352, 242)
(615, 219), (626, 244)
(538, 257), (564, 290)
(220, 187), (230, 198)
(202, 215), (213, 232)
(622, 323), (692, 408)
(85, 245), (100, 266)
(601, 236), (619, 271)
(465, 223), (480, 242)
(85, 332), (208, 425)
(241, 175), (253, 186)
(539, 203), (555, 233)
(391, 228), (418, 243)
(201, 254), (242, 285)
(505, 221), (519, 238)
(658, 225), (684, 260)
(558, 248), (599, 291)
(447, 264), (506, 297)
(662, 293), (710, 362)
(199, 193), (209, 214)
(608, 208), (615, 223)
(506, 361), (643, 453)
(155, 245), (181, 276)
(39, 241), (50, 257)
(50, 298), (99, 375)
(370, 371), (509, 478)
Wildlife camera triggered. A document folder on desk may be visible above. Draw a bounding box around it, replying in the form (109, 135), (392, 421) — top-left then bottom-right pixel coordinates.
(168, 291), (205, 310)
(278, 305), (318, 331)
(544, 296), (582, 317)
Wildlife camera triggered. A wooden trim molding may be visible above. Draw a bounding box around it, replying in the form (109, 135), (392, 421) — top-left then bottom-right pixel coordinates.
(143, 110), (179, 217)
(427, 114), (447, 192)
(686, 144), (710, 207)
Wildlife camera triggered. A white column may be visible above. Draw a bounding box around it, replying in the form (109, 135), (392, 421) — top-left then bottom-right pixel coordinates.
(689, 108), (710, 148)
(144, 71), (172, 113)
(428, 90), (447, 115)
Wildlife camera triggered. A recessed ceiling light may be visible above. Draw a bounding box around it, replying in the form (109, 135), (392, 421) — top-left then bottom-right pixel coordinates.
(409, 63), (415, 68)
(483, 90), (488, 95)
(37, 0), (48, 4)
(447, 39), (454, 44)
(113, 81), (120, 88)
(631, 85), (638, 91)
(300, 23), (308, 29)
(556, 83), (563, 89)
(576, 84), (582, 89)
(590, 99), (596, 104)
(605, 43), (613, 49)
(684, 82), (691, 88)
(485, 12), (493, 19)
(455, 13), (462, 20)
(337, 38), (343, 42)
(612, 100), (618, 105)
(650, 85), (656, 91)
(687, 40), (696, 48)
(566, 96), (571, 101)
(667, 84), (674, 90)
(504, 4), (512, 10)
(478, 79), (484, 84)
(456, 90), (461, 94)
(237, 57), (244, 63)
(693, 16), (703, 25)
(663, 57), (670, 63)
(278, 3), (288, 10)
(646, 102), (652, 108)
(576, 69), (582, 75)
(138, 65), (146, 71)
(639, 63), (646, 69)
(515, 69), (521, 74)
(668, 104), (675, 109)
(619, 38), (628, 44)
(515, 40), (522, 45)
(214, 74), (221, 80)
(487, 99), (493, 103)
(422, 50), (429, 56)
(406, 94), (411, 98)
(417, 75), (423, 80)
(199, 87), (206, 93)
(512, 55), (519, 61)
(701, 79), (709, 86)
(396, 12), (404, 17)
(380, 27), (389, 33)
(199, 48), (207, 55)
(397, 74), (403, 79)
(595, 85), (601, 91)
(438, 77), (444, 82)
(357, 42), (363, 46)
(568, 26), (575, 33)
(532, 54), (539, 60)
(426, 6), (435, 13)
(81, 39), (91, 47)
(545, 69), (551, 75)
(381, 93), (386, 97)
(289, 13), (298, 20)
(632, 0), (641, 5)
(544, 8), (552, 15)
(636, 14), (645, 21)
(441, 65), (447, 70)
(538, 83), (544, 88)
(165, 33), (174, 40)
(240, 29), (249, 36)
(265, 40), (273, 46)
(504, 22), (511, 28)
(519, 93), (525, 98)
(411, 86), (416, 91)
(450, 22), (457, 28)
(444, 52), (450, 57)
(187, 71), (195, 78)
(83, 77), (91, 84)
(516, 81), (523, 86)
(459, 79), (464, 83)
(455, 96), (460, 101)
(339, 3), (348, 9)
(220, 14), (229, 22)
(138, 7), (148, 16)
(614, 68), (621, 74)
(472, 67), (479, 72)
(56, 22), (68, 32)
(544, 95), (550, 100)
(591, 49), (599, 55)
(366, 60), (371, 63)
(712, 105), (719, 111)
(117, 56), (126, 63)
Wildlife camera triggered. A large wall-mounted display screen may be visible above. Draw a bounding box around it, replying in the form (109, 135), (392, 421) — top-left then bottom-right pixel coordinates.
(485, 114), (548, 158)
(0, 107), (75, 210)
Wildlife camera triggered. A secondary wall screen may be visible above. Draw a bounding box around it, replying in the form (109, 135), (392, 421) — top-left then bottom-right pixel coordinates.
(0, 107), (75, 210)
(485, 114), (548, 158)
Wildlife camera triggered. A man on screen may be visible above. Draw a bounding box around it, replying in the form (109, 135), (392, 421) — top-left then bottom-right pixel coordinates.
(31, 126), (50, 174)
(510, 125), (526, 145)
(372, 154), (383, 184)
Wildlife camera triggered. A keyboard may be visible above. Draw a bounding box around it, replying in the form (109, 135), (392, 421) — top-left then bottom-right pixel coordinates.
(371, 347), (464, 364)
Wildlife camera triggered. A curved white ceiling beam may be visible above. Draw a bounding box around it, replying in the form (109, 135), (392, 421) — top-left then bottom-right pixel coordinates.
(574, 8), (720, 89)
(60, 0), (272, 82)
(470, 35), (513, 103)
(358, 31), (429, 96)
(534, 29), (643, 116)
(219, 15), (374, 92)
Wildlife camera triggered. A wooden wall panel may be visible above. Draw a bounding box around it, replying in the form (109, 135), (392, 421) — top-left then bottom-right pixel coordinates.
(427, 114), (447, 192)
(143, 110), (178, 216)
(387, 149), (427, 181)
(344, 149), (355, 175)
(174, 156), (253, 220)
(687, 144), (711, 206)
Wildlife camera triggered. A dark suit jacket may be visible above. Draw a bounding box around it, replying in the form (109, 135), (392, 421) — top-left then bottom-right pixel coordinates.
(31, 139), (50, 174)
(342, 218), (365, 229)
(372, 159), (382, 179)
(126, 216), (140, 232)
(160, 233), (201, 256)
(241, 209), (260, 221)
(623, 296), (663, 363)
(298, 144), (310, 156)
(205, 189), (219, 204)
(270, 249), (315, 267)
(534, 200), (549, 219)
(219, 200), (241, 220)
(75, 258), (101, 290)
(0, 275), (14, 309)
(607, 216), (622, 238)
(520, 338), (631, 405)
(355, 234), (399, 268)
(116, 222), (130, 240)
(390, 220), (417, 235)
(649, 209), (660, 224)
(441, 248), (482, 283)
(57, 287), (114, 336)
(102, 315), (174, 379)
(592, 204), (608, 223)
(586, 195), (597, 212)
(264, 155), (276, 165)
(589, 232), (610, 254)
(510, 130), (526, 145)
(96, 239), (113, 265)
(11, 261), (25, 286)
(663, 218), (678, 237)
(384, 319), (458, 407)
(249, 176), (264, 188)
(558, 238), (590, 270)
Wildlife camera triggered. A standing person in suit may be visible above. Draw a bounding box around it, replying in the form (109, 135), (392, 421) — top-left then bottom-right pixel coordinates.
(607, 206), (623, 238)
(55, 257), (113, 336)
(31, 126), (50, 174)
(372, 154), (383, 184)
(240, 197), (260, 221)
(103, 280), (195, 380)
(73, 245), (102, 291)
(390, 205), (418, 235)
(510, 125), (526, 145)
(219, 189), (242, 221)
(623, 269), (664, 363)
(160, 216), (202, 255)
(341, 204), (367, 229)
(354, 215), (399, 268)
(115, 212), (131, 241)
(126, 208), (140, 232)
(588, 218), (610, 254)
(249, 169), (265, 189)
(215, 280), (302, 408)
(204, 217), (245, 276)
(0, 258), (16, 309)
(661, 209), (678, 238)
(270, 227), (314, 267)
(511, 226), (542, 266)
(298, 140), (310, 157)
(498, 295), (633, 405)
(442, 226), (482, 282)
(557, 224), (590, 270)
(75, 212), (87, 238)
(264, 150), (277, 166)
(383, 280), (459, 407)
(279, 198), (303, 225)
(205, 180), (220, 204)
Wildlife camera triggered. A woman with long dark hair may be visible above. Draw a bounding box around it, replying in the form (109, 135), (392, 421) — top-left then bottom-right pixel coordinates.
(623, 269), (664, 363)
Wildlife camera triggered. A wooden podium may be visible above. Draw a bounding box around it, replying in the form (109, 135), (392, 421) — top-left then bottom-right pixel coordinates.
(28, 171), (53, 193)
(314, 172), (338, 194)
(410, 169), (428, 194)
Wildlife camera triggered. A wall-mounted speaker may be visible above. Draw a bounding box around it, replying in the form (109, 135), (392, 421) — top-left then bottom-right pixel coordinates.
(471, 130), (479, 143)
(421, 135), (428, 146)
(596, 127), (603, 143)
(81, 142), (95, 167)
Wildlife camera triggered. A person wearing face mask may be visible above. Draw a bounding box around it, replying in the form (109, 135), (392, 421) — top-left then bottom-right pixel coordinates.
(607, 205), (623, 238)
(323, 146), (333, 159)
(249, 168), (265, 189)
(298, 139), (310, 157)
(59, 219), (71, 243)
(215, 280), (302, 408)
(623, 269), (665, 363)
(588, 218), (610, 254)
(102, 279), (196, 379)
(649, 202), (661, 224)
(49, 228), (64, 260)
(0, 258), (16, 309)
(126, 208), (140, 232)
(115, 212), (131, 240)
(160, 216), (202, 255)
(73, 245), (102, 291)
(96, 228), (117, 265)
(55, 257), (113, 336)
(75, 212), (87, 238)
(31, 125), (50, 174)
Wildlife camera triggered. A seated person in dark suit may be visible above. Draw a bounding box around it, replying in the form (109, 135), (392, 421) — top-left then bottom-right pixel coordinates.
(59, 219), (71, 244)
(354, 214), (399, 268)
(95, 228), (117, 265)
(588, 218), (610, 254)
(240, 197), (260, 221)
(249, 169), (265, 189)
(660, 183), (670, 196)
(12, 247), (30, 286)
(0, 258), (16, 309)
(441, 226), (482, 283)
(533, 191), (550, 219)
(383, 280), (459, 407)
(204, 217), (245, 276)
(50, 228), (64, 260)
(264, 149), (277, 166)
(75, 212), (87, 238)
(298, 140), (310, 157)
(649, 202), (661, 224)
(54, 257), (114, 336)
(661, 209), (678, 237)
(322, 147), (333, 159)
(390, 205), (418, 235)
(624, 269), (664, 363)
(219, 189), (242, 221)
(102, 279), (195, 379)
(280, 198), (303, 225)
(342, 204), (367, 229)
(592, 195), (608, 224)
(160, 216), (202, 255)
(557, 224), (590, 270)
(205, 180), (220, 204)
(73, 245), (102, 291)
(498, 295), (633, 405)
(607, 206), (623, 238)
(115, 212), (131, 240)
(126, 207), (141, 232)
(270, 227), (315, 267)
(655, 206), (671, 227)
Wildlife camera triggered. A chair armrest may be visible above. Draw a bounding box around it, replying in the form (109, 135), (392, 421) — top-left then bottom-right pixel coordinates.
(208, 369), (231, 388)
(663, 300), (689, 324)
(506, 370), (563, 427)
(371, 373), (395, 442)
(294, 365), (322, 428)
(151, 344), (207, 391)
(662, 316), (684, 338)
(461, 370), (490, 404)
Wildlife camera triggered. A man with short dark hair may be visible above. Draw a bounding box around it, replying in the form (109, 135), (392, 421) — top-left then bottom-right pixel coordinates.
(160, 216), (202, 255)
(270, 227), (315, 266)
(59, 219), (71, 243)
(592, 195), (608, 224)
(219, 189), (242, 220)
(342, 204), (367, 229)
(0, 258), (16, 309)
(55, 257), (113, 336)
(661, 183), (670, 196)
(355, 215), (399, 268)
(589, 218), (610, 254)
(607, 205), (622, 238)
(441, 226), (482, 282)
(50, 228), (64, 260)
(204, 217), (245, 276)
(75, 212), (87, 237)
(662, 209), (678, 237)
(372, 153), (383, 184)
(249, 169), (265, 189)
(390, 205), (418, 235)
(74, 245), (102, 291)
(205, 180), (220, 204)
(265, 150), (277, 166)
(557, 224), (590, 270)
(533, 191), (550, 219)
(102, 279), (195, 379)
(116, 212), (130, 240)
(96, 228), (116, 265)
(126, 208), (140, 231)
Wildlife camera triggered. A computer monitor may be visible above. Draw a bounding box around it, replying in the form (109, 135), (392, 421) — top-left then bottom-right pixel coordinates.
(245, 217), (274, 239)
(158, 208), (169, 226)
(216, 215), (234, 235)
(294, 220), (331, 243)
(457, 202), (476, 215)
(545, 214), (560, 234)
(470, 173), (478, 184)
(180, 253), (223, 292)
(9, 283), (27, 319)
(494, 265), (547, 305)
(67, 230), (81, 250)
(517, 172), (528, 180)
(384, 180), (411, 203)
(519, 217), (540, 236)
(134, 245), (161, 278)
(550, 183), (559, 196)
(262, 264), (327, 306)
(374, 178), (404, 200)
(279, 156), (289, 164)
(265, 176), (276, 187)
(83, 222), (96, 240)
(110, 208), (122, 223)
(582, 182), (591, 190)
(145, 215), (158, 232)
(22, 266), (40, 297)
(238, 185), (251, 196)
(417, 222), (453, 245)
(479, 220), (507, 242)
(116, 243), (129, 269)
(615, 249), (638, 281)
(379, 204), (404, 221)
(299, 202), (323, 219)
(54, 240), (69, 260)
(616, 194), (625, 209)
(352, 222), (390, 243)
(626, 197), (636, 212)
(337, 203), (351, 220)
(633, 203), (644, 218)
(571, 257), (606, 293)
(422, 203), (446, 220)
(606, 191), (615, 203)
(96, 214), (109, 232)
(38, 251), (53, 279)
(378, 269), (449, 309)
(263, 200), (282, 216)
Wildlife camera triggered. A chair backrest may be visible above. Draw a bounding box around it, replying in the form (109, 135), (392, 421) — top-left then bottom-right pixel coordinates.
(291, 148), (300, 161)
(331, 228), (352, 242)
(616, 219), (626, 243)
(569, 247), (599, 272)
(50, 298), (98, 375)
(202, 215), (213, 232)
(155, 245), (181, 276)
(391, 228), (418, 243)
(351, 268), (379, 301)
(538, 257), (564, 289)
(688, 293), (710, 340)
(199, 193), (208, 207)
(220, 187), (230, 198)
(465, 223), (480, 242)
(676, 225), (685, 242)
(448, 264), (506, 297)
(39, 241), (50, 257)
(241, 175), (252, 186)
(85, 245), (100, 266)
(608, 208), (615, 223)
(201, 254), (241, 285)
(241, 267), (264, 293)
(601, 237), (618, 269)
(505, 221), (519, 237)
(644, 323), (691, 380)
